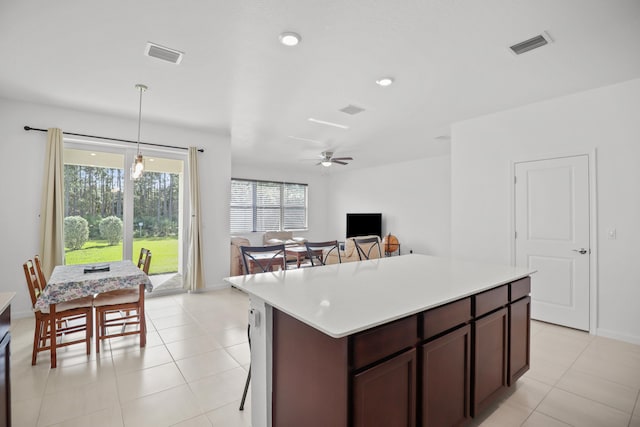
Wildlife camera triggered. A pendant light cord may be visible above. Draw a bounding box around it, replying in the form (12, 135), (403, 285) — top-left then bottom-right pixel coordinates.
(136, 84), (145, 155)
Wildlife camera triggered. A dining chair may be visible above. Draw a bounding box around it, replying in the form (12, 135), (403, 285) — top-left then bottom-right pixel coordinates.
(240, 244), (287, 275)
(354, 236), (383, 261)
(137, 247), (152, 274)
(238, 244), (286, 411)
(23, 258), (93, 367)
(34, 255), (90, 337)
(305, 240), (341, 266)
(92, 248), (151, 353)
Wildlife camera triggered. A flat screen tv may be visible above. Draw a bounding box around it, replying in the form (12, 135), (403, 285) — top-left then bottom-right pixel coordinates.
(346, 213), (382, 238)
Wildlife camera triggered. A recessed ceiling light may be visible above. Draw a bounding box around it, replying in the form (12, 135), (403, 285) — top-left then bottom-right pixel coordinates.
(279, 32), (301, 47)
(148, 158), (155, 162)
(376, 77), (394, 87)
(308, 118), (349, 130)
(90, 153), (97, 156)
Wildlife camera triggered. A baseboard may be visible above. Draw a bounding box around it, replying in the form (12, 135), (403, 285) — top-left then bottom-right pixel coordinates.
(596, 328), (640, 346)
(206, 282), (231, 290)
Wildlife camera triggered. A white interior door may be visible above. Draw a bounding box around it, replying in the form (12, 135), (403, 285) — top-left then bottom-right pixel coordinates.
(514, 155), (590, 331)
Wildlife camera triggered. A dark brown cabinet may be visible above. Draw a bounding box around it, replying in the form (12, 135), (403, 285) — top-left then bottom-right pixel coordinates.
(270, 277), (530, 427)
(472, 307), (508, 416)
(509, 296), (531, 385)
(421, 324), (471, 427)
(353, 349), (416, 427)
(0, 304), (10, 427)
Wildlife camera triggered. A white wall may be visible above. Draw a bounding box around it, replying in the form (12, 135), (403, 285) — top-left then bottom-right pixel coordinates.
(230, 163), (330, 245)
(0, 97), (231, 318)
(451, 78), (640, 344)
(326, 157), (451, 257)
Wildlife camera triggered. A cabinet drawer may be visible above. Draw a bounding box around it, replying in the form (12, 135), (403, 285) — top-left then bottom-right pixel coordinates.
(422, 298), (471, 340)
(474, 285), (508, 317)
(510, 277), (531, 302)
(352, 315), (417, 370)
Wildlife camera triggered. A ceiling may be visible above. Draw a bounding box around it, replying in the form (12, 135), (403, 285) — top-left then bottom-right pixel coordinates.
(1, 1), (639, 171)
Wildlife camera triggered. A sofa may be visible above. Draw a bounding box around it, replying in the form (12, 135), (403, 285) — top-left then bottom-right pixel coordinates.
(325, 235), (383, 264)
(263, 231), (307, 246)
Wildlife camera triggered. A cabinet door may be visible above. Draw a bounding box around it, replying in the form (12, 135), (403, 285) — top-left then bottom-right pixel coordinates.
(421, 325), (471, 427)
(353, 348), (416, 427)
(509, 296), (531, 385)
(473, 307), (508, 417)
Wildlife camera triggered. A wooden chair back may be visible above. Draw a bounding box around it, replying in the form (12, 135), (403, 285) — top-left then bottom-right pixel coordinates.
(240, 245), (286, 274)
(137, 248), (152, 274)
(354, 237), (383, 261)
(23, 259), (45, 308)
(305, 241), (341, 266)
(33, 255), (48, 289)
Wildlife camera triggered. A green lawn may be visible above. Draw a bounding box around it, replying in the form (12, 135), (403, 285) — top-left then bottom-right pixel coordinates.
(65, 237), (178, 275)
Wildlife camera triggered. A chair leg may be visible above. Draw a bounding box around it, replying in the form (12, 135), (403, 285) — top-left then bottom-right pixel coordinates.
(96, 308), (102, 354)
(50, 305), (57, 369)
(32, 318), (42, 365)
(239, 323), (251, 410)
(86, 308), (92, 355)
(239, 366), (251, 410)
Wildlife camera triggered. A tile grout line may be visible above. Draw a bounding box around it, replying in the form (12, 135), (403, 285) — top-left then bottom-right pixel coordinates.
(628, 389), (640, 427)
(533, 337), (636, 424)
(520, 324), (594, 426)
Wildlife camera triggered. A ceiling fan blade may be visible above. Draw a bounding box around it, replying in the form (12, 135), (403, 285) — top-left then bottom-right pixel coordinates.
(332, 160), (349, 165)
(332, 157), (353, 161)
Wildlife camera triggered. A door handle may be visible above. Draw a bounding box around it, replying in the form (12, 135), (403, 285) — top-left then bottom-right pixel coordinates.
(572, 248), (588, 255)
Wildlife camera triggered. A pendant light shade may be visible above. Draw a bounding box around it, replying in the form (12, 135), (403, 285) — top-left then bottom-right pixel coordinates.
(131, 84), (147, 180)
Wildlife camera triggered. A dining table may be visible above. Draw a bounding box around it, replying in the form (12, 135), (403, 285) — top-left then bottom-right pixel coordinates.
(35, 260), (153, 367)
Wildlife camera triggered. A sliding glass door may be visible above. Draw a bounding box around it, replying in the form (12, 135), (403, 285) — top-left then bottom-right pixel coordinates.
(63, 143), (186, 290)
(132, 155), (184, 288)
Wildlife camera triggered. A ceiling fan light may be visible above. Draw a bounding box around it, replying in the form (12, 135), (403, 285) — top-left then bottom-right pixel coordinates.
(321, 160), (332, 167)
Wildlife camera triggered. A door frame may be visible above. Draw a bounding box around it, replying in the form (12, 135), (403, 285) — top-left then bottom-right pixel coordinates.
(509, 150), (598, 334)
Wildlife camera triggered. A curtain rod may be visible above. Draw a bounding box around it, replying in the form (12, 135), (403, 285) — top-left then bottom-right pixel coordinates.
(24, 126), (204, 153)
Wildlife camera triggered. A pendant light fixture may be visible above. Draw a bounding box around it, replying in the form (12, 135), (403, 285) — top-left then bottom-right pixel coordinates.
(131, 83), (148, 180)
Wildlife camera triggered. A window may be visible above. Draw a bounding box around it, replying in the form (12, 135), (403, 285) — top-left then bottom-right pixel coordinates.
(230, 179), (307, 233)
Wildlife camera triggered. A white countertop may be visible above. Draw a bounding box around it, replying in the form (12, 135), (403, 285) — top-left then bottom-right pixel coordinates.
(0, 292), (15, 314)
(225, 254), (534, 338)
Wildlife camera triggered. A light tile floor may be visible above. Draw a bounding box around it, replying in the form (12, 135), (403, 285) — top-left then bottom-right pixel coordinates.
(10, 288), (640, 427)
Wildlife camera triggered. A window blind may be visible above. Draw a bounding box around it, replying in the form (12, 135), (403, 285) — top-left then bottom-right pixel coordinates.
(230, 179), (308, 233)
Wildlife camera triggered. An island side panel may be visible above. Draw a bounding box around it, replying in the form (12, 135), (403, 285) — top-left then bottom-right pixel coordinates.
(273, 308), (349, 427)
(247, 297), (272, 427)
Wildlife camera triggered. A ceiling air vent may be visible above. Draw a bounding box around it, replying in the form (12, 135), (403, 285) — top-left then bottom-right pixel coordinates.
(509, 32), (553, 55)
(339, 104), (366, 115)
(145, 42), (184, 64)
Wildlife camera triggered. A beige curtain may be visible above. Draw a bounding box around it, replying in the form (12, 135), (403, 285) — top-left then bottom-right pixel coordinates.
(39, 128), (65, 278)
(185, 147), (205, 291)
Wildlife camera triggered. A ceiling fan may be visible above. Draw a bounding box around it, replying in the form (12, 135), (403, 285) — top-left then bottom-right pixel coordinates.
(317, 151), (353, 167)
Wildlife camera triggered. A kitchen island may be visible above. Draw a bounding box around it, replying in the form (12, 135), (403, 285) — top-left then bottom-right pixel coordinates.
(225, 254), (533, 427)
